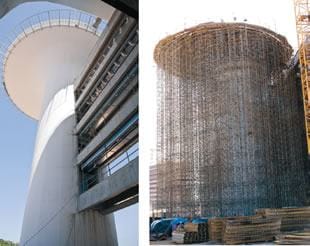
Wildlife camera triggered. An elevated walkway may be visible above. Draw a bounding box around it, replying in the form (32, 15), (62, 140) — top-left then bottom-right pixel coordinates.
(78, 157), (138, 214)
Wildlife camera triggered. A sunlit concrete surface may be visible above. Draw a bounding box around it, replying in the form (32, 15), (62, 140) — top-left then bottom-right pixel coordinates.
(3, 10), (117, 246)
(79, 157), (138, 212)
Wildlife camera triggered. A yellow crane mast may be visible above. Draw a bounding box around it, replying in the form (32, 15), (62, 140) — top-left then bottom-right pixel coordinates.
(294, 0), (310, 154)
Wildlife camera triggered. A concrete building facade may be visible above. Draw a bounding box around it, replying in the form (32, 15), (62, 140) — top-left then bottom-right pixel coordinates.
(75, 10), (138, 217)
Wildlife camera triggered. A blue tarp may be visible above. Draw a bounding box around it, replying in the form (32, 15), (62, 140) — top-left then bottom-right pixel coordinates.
(150, 217), (188, 239)
(191, 218), (208, 224)
(150, 217), (210, 240)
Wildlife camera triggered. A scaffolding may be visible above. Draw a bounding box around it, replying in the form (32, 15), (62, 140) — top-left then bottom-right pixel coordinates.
(154, 23), (308, 218)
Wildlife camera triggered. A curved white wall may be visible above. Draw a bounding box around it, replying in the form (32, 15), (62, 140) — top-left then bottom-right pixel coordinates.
(3, 26), (118, 245)
(20, 91), (78, 244)
(20, 85), (117, 245)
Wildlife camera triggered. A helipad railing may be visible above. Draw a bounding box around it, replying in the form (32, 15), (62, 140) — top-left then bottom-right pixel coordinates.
(0, 9), (106, 71)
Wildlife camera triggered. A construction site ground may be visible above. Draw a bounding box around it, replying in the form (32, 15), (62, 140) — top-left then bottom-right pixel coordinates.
(150, 239), (275, 245)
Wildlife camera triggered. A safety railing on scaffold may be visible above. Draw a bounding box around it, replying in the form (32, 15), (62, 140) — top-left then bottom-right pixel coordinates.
(0, 9), (106, 73)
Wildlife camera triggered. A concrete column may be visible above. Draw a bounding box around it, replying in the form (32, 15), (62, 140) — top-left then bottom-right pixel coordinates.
(20, 86), (78, 245)
(73, 210), (117, 246)
(20, 85), (117, 245)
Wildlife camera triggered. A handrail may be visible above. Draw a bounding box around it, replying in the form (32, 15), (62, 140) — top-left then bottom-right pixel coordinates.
(80, 113), (138, 169)
(77, 63), (138, 152)
(0, 9), (106, 73)
(81, 146), (138, 192)
(103, 147), (138, 177)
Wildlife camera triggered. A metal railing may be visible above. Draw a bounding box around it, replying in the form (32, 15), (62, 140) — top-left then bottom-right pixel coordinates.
(74, 13), (132, 100)
(0, 9), (106, 71)
(75, 27), (138, 120)
(77, 63), (138, 152)
(102, 145), (138, 177)
(81, 144), (138, 192)
(80, 112), (138, 170)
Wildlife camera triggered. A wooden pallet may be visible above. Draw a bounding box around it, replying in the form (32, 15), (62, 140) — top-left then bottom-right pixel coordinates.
(208, 217), (225, 241)
(184, 222), (199, 232)
(172, 222), (208, 244)
(256, 207), (310, 232)
(172, 231), (200, 244)
(222, 215), (281, 245)
(275, 230), (310, 245)
(208, 216), (257, 242)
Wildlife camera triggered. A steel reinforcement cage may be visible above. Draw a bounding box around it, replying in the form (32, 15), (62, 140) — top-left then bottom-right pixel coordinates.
(154, 22), (309, 218)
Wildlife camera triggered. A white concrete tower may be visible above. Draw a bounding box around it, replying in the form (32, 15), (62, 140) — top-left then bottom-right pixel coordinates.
(2, 9), (117, 246)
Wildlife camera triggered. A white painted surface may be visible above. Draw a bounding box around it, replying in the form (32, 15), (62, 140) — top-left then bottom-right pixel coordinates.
(30, 85), (75, 184)
(5, 25), (118, 245)
(20, 110), (78, 245)
(4, 27), (98, 119)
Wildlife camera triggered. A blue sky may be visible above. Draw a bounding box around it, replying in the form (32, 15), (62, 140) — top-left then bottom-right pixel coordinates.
(0, 2), (137, 244)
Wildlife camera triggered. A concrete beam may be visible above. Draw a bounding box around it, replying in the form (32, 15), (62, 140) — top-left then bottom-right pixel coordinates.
(77, 90), (138, 164)
(75, 42), (138, 110)
(74, 12), (136, 94)
(78, 157), (138, 212)
(101, 0), (138, 19)
(97, 193), (138, 215)
(73, 10), (124, 88)
(76, 74), (137, 135)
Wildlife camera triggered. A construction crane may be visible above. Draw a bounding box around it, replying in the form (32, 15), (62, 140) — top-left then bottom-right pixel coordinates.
(294, 0), (310, 154)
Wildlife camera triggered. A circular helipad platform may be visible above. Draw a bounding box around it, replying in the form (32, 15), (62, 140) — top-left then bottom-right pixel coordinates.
(2, 10), (102, 119)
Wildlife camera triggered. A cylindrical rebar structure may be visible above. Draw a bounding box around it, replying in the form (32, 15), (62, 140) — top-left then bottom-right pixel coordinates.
(154, 22), (309, 217)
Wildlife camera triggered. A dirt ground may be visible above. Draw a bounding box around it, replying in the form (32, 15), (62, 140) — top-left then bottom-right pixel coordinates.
(149, 239), (221, 245)
(149, 239), (275, 245)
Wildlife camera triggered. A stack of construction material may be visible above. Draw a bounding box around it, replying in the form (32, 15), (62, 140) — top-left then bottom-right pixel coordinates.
(222, 215), (281, 244)
(256, 207), (310, 232)
(208, 218), (225, 241)
(275, 230), (310, 244)
(208, 217), (239, 241)
(172, 222), (208, 244)
(172, 230), (199, 244)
